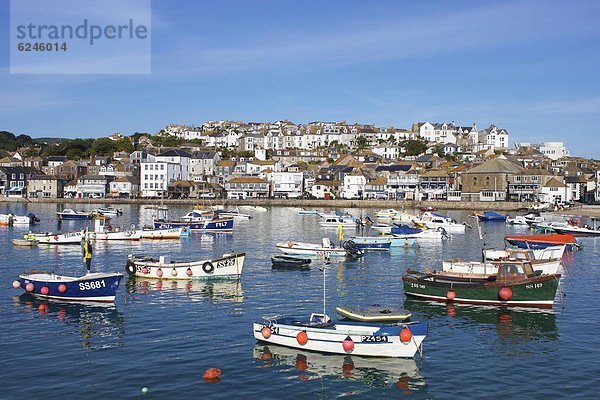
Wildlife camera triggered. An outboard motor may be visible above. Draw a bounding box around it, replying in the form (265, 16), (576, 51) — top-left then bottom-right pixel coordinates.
(343, 240), (364, 259)
(27, 213), (40, 224)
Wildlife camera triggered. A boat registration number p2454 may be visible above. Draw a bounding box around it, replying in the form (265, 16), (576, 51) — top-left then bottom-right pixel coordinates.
(361, 335), (389, 342)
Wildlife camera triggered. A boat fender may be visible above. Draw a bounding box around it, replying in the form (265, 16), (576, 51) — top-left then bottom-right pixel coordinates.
(287, 241), (293, 248)
(53, 234), (59, 241)
(400, 327), (412, 343)
(498, 287), (513, 301)
(186, 268), (193, 277)
(171, 268), (178, 277)
(202, 262), (214, 274)
(126, 260), (136, 274)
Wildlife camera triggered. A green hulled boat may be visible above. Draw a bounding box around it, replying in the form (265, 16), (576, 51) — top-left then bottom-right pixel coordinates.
(402, 260), (561, 309)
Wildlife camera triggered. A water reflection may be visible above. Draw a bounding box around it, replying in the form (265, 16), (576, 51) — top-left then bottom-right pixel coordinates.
(126, 277), (244, 303)
(13, 294), (125, 351)
(254, 343), (425, 392)
(405, 299), (559, 343)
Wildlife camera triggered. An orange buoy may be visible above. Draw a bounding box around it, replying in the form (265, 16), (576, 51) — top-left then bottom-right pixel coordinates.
(40, 286), (50, 295)
(156, 268), (163, 278)
(203, 368), (222, 380)
(498, 287), (513, 301)
(261, 326), (272, 339)
(296, 331), (308, 345)
(25, 283), (34, 292)
(58, 284), (67, 293)
(342, 336), (354, 352)
(400, 327), (412, 343)
(446, 290), (456, 301)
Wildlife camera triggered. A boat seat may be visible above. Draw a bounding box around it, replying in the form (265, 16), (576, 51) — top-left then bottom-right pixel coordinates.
(292, 320), (335, 328)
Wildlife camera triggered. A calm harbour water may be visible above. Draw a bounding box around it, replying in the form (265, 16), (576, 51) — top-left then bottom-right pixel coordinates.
(2, 203), (600, 399)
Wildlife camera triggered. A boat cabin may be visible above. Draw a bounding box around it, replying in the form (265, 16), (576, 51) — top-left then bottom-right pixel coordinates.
(493, 260), (537, 282)
(93, 215), (116, 233)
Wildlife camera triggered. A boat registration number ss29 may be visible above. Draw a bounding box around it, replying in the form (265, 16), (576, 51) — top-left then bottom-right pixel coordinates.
(361, 335), (389, 342)
(79, 280), (106, 290)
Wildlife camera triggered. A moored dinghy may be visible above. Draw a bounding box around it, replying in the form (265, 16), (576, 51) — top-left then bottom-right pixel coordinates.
(336, 305), (412, 322)
(14, 271), (123, 302)
(271, 255), (311, 269)
(126, 253), (245, 279)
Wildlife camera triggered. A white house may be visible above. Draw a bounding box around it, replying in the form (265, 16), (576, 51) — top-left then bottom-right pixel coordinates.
(372, 145), (399, 160)
(155, 149), (191, 179)
(140, 162), (184, 198)
(269, 172), (303, 198)
(190, 151), (221, 180)
(540, 177), (570, 204)
(341, 171), (367, 199)
(539, 142), (569, 160)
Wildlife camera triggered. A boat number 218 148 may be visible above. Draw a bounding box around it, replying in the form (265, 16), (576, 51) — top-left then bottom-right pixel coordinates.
(79, 280), (106, 290)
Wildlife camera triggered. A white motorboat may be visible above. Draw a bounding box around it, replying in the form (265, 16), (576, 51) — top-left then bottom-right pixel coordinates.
(140, 227), (188, 239)
(25, 231), (84, 245)
(370, 224), (392, 234)
(319, 216), (357, 228)
(412, 212), (466, 233)
(239, 205), (268, 212)
(93, 207), (123, 216)
(126, 253), (245, 279)
(506, 212), (545, 226)
(86, 216), (141, 241)
(442, 257), (561, 276)
(0, 213), (39, 226)
(552, 217), (600, 237)
(374, 209), (399, 218)
(485, 245), (566, 262)
(215, 207), (253, 221)
(276, 238), (361, 258)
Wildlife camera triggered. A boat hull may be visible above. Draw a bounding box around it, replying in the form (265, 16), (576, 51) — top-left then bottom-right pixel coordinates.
(56, 213), (91, 220)
(551, 227), (600, 237)
(253, 320), (427, 358)
(402, 271), (560, 308)
(127, 253), (245, 279)
(442, 259), (561, 275)
(505, 234), (578, 251)
(87, 230), (141, 240)
(276, 242), (347, 257)
(140, 227), (186, 239)
(153, 217), (234, 232)
(28, 231), (84, 245)
(17, 272), (123, 302)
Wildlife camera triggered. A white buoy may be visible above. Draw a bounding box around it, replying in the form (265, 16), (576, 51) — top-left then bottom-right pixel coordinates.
(12, 280), (21, 289)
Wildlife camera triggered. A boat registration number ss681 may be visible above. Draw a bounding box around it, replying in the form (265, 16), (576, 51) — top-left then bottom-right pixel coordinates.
(361, 335), (389, 342)
(79, 280), (106, 290)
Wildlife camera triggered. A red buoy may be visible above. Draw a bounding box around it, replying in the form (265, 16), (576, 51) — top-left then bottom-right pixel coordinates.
(296, 331), (308, 345)
(186, 268), (193, 277)
(446, 290), (456, 301)
(203, 368), (222, 380)
(498, 287), (513, 301)
(58, 284), (67, 293)
(53, 235), (59, 241)
(400, 327), (412, 343)
(342, 336), (354, 352)
(261, 326), (272, 339)
(142, 267), (149, 274)
(25, 283), (34, 292)
(40, 286), (50, 295)
(156, 268), (163, 278)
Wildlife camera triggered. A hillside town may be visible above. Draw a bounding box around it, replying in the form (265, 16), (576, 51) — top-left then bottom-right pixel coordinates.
(0, 120), (598, 205)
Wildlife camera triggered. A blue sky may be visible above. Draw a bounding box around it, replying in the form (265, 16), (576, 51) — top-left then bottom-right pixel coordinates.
(1, 0), (599, 157)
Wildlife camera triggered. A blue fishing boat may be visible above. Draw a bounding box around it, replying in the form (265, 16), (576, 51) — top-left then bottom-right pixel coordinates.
(13, 272), (123, 302)
(153, 209), (234, 232)
(474, 211), (507, 221)
(350, 236), (391, 250)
